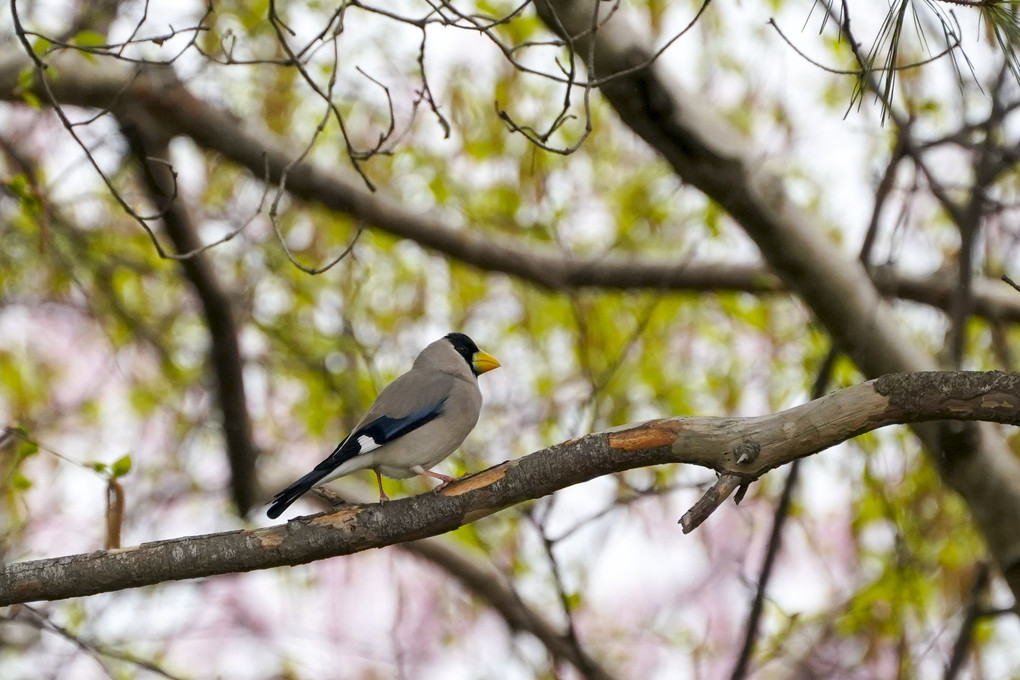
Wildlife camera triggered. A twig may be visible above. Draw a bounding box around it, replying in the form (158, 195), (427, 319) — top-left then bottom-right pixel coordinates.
(728, 461), (799, 680)
(12, 605), (185, 680)
(768, 16), (961, 76)
(728, 343), (837, 680)
(679, 473), (744, 533)
(943, 563), (990, 680)
(267, 0), (380, 190)
(104, 478), (124, 550)
(529, 512), (605, 679)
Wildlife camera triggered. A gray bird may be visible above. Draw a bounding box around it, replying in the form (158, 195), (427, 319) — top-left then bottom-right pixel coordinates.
(267, 333), (500, 518)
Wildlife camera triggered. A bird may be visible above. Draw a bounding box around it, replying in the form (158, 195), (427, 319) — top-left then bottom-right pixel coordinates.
(266, 332), (500, 519)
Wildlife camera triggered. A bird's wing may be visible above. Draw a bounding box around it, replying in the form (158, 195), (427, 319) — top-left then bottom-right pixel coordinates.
(313, 369), (456, 469)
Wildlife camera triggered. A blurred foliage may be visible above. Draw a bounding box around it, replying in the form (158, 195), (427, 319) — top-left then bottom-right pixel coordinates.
(1, 0), (1018, 678)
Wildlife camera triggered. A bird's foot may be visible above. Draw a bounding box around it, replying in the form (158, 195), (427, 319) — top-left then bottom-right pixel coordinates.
(421, 470), (457, 492)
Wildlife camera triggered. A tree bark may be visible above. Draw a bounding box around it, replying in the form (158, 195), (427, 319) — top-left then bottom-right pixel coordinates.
(1, 371), (1017, 606)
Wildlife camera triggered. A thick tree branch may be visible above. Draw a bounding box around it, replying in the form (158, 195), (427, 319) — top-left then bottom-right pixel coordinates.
(0, 371), (1017, 607)
(1, 50), (1020, 322)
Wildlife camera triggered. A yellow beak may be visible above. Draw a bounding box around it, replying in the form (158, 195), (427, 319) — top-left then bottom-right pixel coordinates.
(472, 350), (501, 374)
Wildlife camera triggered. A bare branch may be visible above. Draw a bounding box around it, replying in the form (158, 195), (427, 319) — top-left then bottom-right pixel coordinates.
(267, 0), (380, 189)
(104, 478), (124, 550)
(678, 473), (743, 533)
(120, 115), (259, 515)
(2, 371), (1019, 606)
(8, 605), (185, 680)
(8, 1), (176, 257)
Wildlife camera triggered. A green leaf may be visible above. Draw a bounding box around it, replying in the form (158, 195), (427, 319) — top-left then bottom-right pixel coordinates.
(111, 454), (132, 478)
(5, 174), (43, 215)
(71, 30), (106, 47)
(7, 428), (38, 460)
(31, 37), (52, 56)
(15, 67), (40, 109)
(16, 438), (38, 460)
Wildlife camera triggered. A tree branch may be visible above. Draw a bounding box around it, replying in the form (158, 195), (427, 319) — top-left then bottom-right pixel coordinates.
(532, 0), (1020, 604)
(1, 371), (1018, 607)
(118, 105), (259, 515)
(1, 50), (1020, 321)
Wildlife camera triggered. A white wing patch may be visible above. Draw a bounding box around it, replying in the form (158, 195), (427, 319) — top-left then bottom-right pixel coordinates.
(356, 434), (382, 455)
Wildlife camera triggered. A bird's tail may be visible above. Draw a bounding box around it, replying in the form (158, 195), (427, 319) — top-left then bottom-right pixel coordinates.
(267, 436), (363, 519)
(266, 467), (332, 519)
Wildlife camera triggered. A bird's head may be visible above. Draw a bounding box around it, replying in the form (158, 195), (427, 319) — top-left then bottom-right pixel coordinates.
(445, 332), (501, 377)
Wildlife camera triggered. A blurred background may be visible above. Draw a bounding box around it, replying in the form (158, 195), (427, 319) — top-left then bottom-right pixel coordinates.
(2, 0), (1020, 677)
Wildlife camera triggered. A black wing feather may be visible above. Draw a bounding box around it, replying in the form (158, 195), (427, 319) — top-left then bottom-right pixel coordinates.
(353, 403), (446, 453)
(266, 400), (446, 519)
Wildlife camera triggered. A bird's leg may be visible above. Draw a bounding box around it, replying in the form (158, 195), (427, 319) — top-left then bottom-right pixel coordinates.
(374, 471), (390, 502)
